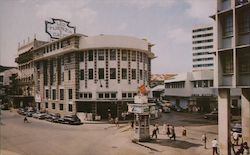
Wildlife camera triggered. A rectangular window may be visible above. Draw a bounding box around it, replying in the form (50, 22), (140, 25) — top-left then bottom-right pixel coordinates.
(222, 52), (233, 74)
(132, 51), (136, 61)
(110, 68), (116, 79)
(45, 102), (48, 108)
(68, 54), (71, 63)
(60, 89), (64, 100)
(132, 69), (136, 79)
(122, 50), (127, 61)
(223, 14), (233, 37)
(88, 69), (93, 79)
(68, 104), (73, 112)
(45, 89), (49, 99)
(122, 68), (127, 79)
(89, 93), (92, 99)
(110, 49), (116, 60)
(52, 103), (55, 109)
(84, 93), (88, 98)
(122, 93), (126, 98)
(140, 70), (143, 80)
(68, 89), (72, 99)
(238, 51), (250, 73)
(111, 93), (116, 98)
(59, 104), (63, 110)
(98, 68), (104, 79)
(98, 50), (104, 60)
(238, 9), (250, 34)
(79, 93), (83, 98)
(105, 93), (110, 98)
(79, 52), (84, 62)
(88, 50), (93, 61)
(52, 89), (56, 100)
(98, 93), (103, 98)
(128, 93), (132, 98)
(68, 70), (71, 80)
(61, 72), (64, 82)
(80, 69), (84, 80)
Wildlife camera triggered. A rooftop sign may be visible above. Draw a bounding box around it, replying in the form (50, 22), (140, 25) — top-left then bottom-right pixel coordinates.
(45, 18), (76, 39)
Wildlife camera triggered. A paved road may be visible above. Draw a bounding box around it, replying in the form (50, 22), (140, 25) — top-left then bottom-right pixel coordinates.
(0, 110), (218, 155)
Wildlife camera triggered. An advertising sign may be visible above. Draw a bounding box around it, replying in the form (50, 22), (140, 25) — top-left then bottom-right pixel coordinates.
(45, 18), (76, 39)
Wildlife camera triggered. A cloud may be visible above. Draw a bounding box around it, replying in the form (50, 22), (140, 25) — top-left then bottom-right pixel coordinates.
(185, 0), (216, 20)
(35, 1), (97, 24)
(165, 28), (191, 44)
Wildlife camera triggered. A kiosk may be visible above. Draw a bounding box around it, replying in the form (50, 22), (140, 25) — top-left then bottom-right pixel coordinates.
(128, 95), (155, 142)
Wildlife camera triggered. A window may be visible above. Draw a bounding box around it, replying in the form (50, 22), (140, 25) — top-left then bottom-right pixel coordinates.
(88, 69), (93, 79)
(122, 68), (127, 79)
(210, 80), (214, 87)
(132, 51), (136, 61)
(105, 93), (110, 98)
(122, 50), (127, 61)
(68, 104), (73, 112)
(89, 93), (92, 99)
(111, 93), (116, 98)
(45, 89), (49, 99)
(122, 93), (126, 98)
(52, 103), (55, 109)
(98, 68), (104, 79)
(67, 54), (71, 63)
(203, 80), (209, 87)
(223, 14), (233, 37)
(68, 70), (71, 81)
(79, 52), (84, 62)
(59, 104), (63, 110)
(222, 52), (233, 74)
(60, 89), (64, 100)
(61, 72), (64, 82)
(110, 49), (116, 60)
(52, 89), (56, 100)
(68, 89), (72, 99)
(98, 93), (103, 98)
(110, 68), (116, 79)
(79, 93), (83, 98)
(88, 50), (93, 61)
(128, 93), (132, 98)
(132, 69), (136, 79)
(84, 93), (88, 98)
(238, 9), (250, 34)
(98, 50), (104, 60)
(238, 51), (250, 73)
(140, 70), (143, 80)
(45, 102), (48, 108)
(80, 69), (84, 80)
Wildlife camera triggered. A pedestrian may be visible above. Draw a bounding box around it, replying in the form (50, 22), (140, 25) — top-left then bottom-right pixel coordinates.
(170, 126), (176, 141)
(212, 138), (218, 155)
(115, 117), (119, 127)
(131, 121), (134, 129)
(166, 124), (171, 137)
(151, 125), (158, 139)
(182, 126), (187, 136)
(156, 123), (159, 134)
(24, 116), (28, 123)
(243, 142), (249, 155)
(201, 133), (207, 149)
(233, 132), (239, 145)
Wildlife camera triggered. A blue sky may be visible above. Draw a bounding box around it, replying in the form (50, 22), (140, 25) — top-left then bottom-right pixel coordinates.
(0, 0), (215, 74)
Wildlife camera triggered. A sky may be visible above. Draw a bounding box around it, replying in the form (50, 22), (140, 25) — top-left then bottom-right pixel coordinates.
(0, 0), (216, 74)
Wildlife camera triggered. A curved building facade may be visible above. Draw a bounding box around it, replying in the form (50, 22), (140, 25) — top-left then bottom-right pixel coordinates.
(32, 34), (155, 119)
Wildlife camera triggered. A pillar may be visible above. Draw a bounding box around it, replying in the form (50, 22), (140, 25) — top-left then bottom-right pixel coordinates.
(218, 88), (231, 155)
(242, 88), (250, 144)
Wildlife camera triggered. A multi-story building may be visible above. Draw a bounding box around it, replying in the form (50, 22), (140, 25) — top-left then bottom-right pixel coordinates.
(28, 34), (155, 119)
(15, 39), (47, 107)
(212, 0), (250, 154)
(164, 70), (218, 112)
(192, 25), (214, 71)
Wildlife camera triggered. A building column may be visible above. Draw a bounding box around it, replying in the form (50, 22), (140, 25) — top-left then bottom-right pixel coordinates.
(242, 88), (250, 144)
(218, 88), (231, 155)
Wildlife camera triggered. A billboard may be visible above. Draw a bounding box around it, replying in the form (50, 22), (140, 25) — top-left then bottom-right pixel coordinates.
(45, 18), (76, 39)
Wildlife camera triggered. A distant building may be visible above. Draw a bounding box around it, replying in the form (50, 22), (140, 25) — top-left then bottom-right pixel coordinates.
(192, 25), (214, 71)
(0, 67), (19, 104)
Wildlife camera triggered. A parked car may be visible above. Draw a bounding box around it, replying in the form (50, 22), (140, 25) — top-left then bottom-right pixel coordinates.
(204, 111), (218, 120)
(46, 113), (61, 123)
(231, 123), (242, 134)
(33, 113), (47, 119)
(162, 107), (171, 113)
(17, 108), (25, 115)
(62, 115), (81, 125)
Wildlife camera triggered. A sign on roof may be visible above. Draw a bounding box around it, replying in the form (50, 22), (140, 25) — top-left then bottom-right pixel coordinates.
(45, 18), (76, 39)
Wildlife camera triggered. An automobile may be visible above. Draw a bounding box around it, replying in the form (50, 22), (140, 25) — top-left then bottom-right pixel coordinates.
(26, 111), (35, 117)
(162, 107), (171, 113)
(204, 111), (218, 120)
(62, 115), (81, 125)
(231, 123), (242, 134)
(32, 113), (47, 119)
(17, 108), (25, 115)
(46, 113), (61, 122)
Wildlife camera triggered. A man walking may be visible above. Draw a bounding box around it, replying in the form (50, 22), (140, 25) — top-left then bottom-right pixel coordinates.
(151, 125), (157, 139)
(201, 133), (207, 149)
(212, 138), (218, 155)
(170, 126), (176, 141)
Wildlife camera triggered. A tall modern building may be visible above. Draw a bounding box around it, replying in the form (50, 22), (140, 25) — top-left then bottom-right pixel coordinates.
(213, 0), (250, 154)
(16, 33), (155, 119)
(192, 25), (214, 71)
